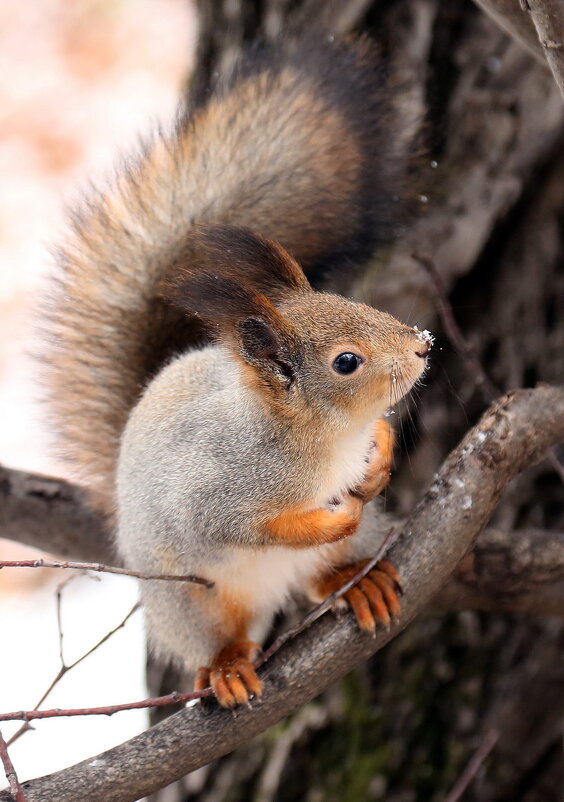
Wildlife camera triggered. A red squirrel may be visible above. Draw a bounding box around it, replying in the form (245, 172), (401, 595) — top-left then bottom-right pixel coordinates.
(44, 36), (431, 707)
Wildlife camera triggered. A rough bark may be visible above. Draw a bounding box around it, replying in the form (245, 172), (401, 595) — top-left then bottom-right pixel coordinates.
(0, 466), (114, 563)
(433, 527), (564, 617)
(474, 0), (550, 63)
(522, 0), (564, 97)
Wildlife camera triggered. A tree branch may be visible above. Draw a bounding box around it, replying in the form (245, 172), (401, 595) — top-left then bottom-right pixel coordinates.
(472, 0), (564, 99)
(0, 466), (112, 563)
(2, 385), (563, 802)
(0, 559), (212, 588)
(472, 0), (548, 63)
(434, 527), (564, 617)
(521, 0), (564, 98)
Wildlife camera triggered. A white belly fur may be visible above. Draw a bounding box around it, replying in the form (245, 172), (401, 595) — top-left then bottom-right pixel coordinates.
(208, 540), (348, 641)
(317, 422), (374, 504)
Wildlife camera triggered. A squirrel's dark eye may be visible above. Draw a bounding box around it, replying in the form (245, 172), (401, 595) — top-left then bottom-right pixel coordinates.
(333, 352), (362, 375)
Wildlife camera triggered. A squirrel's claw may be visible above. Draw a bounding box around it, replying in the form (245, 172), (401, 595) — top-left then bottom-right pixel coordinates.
(376, 558), (402, 593)
(312, 559), (402, 632)
(194, 666), (211, 693)
(197, 641), (263, 708)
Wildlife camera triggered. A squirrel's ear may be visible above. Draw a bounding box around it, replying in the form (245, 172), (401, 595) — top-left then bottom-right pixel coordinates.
(159, 270), (300, 391)
(238, 317), (281, 361)
(158, 224), (306, 393)
(237, 317), (297, 389)
(163, 224), (311, 303)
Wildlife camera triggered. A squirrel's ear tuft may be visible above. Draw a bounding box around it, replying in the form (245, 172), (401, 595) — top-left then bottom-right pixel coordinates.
(161, 223), (311, 304)
(238, 317), (281, 362)
(160, 270), (265, 324)
(237, 316), (298, 390)
(158, 224), (306, 393)
(159, 270), (300, 391)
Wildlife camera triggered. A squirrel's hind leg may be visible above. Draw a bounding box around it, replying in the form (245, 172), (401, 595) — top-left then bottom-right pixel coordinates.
(308, 559), (402, 633)
(195, 640), (263, 708)
(141, 572), (266, 707)
(192, 588), (270, 708)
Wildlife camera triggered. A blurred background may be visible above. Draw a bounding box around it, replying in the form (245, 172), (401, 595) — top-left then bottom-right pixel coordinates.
(1, 1), (563, 800)
(0, 0), (196, 779)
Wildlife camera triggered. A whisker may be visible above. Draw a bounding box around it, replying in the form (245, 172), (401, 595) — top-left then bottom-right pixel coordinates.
(395, 364), (421, 478)
(387, 362), (415, 476)
(403, 282), (425, 328)
(435, 360), (470, 425)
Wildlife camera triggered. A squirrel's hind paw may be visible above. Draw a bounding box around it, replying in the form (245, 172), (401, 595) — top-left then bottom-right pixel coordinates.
(311, 559), (402, 633)
(196, 641), (263, 708)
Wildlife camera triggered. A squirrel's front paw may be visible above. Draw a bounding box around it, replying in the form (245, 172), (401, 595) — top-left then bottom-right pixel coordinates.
(325, 493), (363, 533)
(310, 559), (401, 632)
(351, 419), (395, 502)
(195, 640), (263, 708)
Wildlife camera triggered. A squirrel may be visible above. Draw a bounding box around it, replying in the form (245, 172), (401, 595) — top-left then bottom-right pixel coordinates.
(43, 35), (432, 708)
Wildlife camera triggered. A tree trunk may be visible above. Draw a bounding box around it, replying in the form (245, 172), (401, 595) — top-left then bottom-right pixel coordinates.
(145, 1), (564, 800)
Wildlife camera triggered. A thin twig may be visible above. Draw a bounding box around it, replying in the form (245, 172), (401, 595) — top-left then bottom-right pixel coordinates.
(0, 529), (398, 724)
(7, 602), (141, 746)
(0, 560), (213, 589)
(443, 729), (499, 802)
(8, 574), (84, 744)
(0, 729), (26, 802)
(56, 573), (82, 666)
(0, 689), (212, 724)
(258, 527), (398, 666)
(547, 449), (564, 483)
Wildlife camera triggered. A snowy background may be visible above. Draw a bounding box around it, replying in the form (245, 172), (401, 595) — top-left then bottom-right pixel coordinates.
(0, 0), (196, 782)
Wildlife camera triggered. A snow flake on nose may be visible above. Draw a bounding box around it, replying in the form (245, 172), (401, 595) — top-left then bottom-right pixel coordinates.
(413, 325), (435, 348)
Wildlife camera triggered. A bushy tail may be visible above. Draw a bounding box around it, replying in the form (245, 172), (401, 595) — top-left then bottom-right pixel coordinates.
(43, 34), (409, 513)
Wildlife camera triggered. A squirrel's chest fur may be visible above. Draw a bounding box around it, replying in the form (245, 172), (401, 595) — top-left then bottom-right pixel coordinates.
(315, 424), (374, 506)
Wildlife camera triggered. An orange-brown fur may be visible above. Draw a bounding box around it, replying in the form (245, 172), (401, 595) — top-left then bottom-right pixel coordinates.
(352, 419), (396, 501)
(192, 590), (261, 707)
(264, 495), (364, 548)
(195, 641), (263, 708)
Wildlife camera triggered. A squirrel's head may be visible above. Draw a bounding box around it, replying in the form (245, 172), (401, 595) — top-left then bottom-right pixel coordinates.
(160, 225), (431, 428)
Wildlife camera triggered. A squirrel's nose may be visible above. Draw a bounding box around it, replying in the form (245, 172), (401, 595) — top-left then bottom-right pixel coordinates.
(415, 342), (431, 358)
(412, 327), (434, 359)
